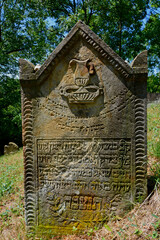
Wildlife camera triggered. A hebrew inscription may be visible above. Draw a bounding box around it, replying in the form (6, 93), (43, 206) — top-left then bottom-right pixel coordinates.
(37, 138), (132, 225)
(20, 21), (147, 236)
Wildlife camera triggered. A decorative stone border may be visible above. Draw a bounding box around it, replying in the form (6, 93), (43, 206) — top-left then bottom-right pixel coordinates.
(135, 97), (147, 200)
(21, 89), (36, 232)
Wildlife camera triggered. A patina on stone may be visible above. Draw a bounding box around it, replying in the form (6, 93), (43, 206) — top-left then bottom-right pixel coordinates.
(19, 21), (148, 237)
(4, 142), (19, 155)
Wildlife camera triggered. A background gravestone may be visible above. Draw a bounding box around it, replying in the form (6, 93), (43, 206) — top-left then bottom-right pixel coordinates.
(4, 142), (19, 155)
(19, 21), (148, 237)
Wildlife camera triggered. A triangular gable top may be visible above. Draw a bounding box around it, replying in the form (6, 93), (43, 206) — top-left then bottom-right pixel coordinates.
(19, 21), (147, 83)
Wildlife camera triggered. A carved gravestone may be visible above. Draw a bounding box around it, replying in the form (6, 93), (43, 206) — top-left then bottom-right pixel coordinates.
(19, 21), (148, 237)
(4, 142), (19, 155)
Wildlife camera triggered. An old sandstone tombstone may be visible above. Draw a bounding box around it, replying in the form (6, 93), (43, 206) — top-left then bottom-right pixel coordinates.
(19, 21), (148, 237)
(4, 142), (19, 155)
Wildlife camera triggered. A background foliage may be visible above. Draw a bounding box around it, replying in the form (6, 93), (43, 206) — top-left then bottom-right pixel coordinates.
(0, 0), (160, 153)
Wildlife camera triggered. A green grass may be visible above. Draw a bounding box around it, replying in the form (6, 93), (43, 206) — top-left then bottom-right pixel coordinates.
(0, 149), (24, 200)
(0, 103), (159, 201)
(0, 149), (25, 240)
(0, 103), (159, 239)
(147, 103), (160, 186)
(147, 103), (160, 158)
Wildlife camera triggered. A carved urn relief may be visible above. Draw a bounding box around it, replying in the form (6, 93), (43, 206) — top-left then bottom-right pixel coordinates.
(60, 59), (103, 103)
(19, 20), (148, 237)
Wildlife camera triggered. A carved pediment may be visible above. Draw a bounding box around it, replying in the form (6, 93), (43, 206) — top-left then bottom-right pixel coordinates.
(19, 21), (147, 85)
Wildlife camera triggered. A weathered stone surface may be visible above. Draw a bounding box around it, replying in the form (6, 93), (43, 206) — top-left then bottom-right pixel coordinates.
(147, 92), (160, 103)
(4, 142), (19, 155)
(19, 21), (148, 237)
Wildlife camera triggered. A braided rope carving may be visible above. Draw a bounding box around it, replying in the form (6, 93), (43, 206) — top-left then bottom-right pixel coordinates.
(135, 98), (147, 199)
(22, 90), (35, 231)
